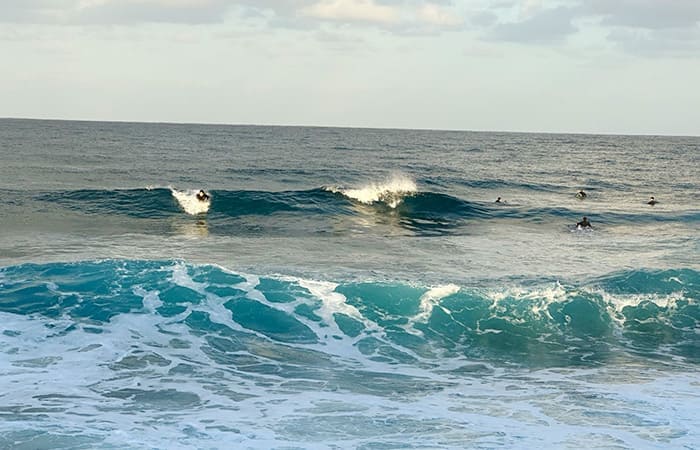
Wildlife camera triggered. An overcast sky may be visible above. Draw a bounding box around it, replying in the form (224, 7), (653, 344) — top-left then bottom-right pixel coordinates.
(1, 0), (699, 135)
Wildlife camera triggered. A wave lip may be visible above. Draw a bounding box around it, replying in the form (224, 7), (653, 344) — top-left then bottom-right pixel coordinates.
(325, 174), (418, 208)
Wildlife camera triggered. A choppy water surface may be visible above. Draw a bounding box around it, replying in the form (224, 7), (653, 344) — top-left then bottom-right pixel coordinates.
(0, 119), (698, 449)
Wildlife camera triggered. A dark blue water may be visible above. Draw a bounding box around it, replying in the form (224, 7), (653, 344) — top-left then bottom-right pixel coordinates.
(1, 119), (698, 449)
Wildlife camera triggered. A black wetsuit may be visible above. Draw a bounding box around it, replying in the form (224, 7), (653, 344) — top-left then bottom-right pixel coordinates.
(197, 192), (210, 202)
(576, 218), (592, 228)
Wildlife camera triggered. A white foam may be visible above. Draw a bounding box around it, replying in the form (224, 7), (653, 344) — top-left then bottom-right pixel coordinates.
(325, 174), (417, 208)
(298, 279), (366, 324)
(487, 283), (568, 322)
(482, 282), (692, 333)
(133, 285), (163, 313)
(170, 265), (420, 371)
(228, 273), (376, 360)
(408, 284), (460, 333)
(170, 261), (207, 292)
(169, 262), (251, 334)
(597, 289), (690, 329)
(171, 188), (210, 215)
(297, 278), (381, 356)
(2, 267), (698, 449)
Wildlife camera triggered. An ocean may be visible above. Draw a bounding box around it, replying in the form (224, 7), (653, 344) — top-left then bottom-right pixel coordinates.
(0, 118), (698, 449)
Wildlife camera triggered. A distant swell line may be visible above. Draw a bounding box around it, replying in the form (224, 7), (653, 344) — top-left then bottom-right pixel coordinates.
(19, 188), (699, 229)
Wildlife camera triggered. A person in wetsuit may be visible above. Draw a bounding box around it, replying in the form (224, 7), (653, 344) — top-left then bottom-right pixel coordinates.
(576, 216), (592, 229)
(576, 190), (587, 199)
(196, 190), (210, 202)
(495, 197), (502, 203)
(647, 196), (658, 205)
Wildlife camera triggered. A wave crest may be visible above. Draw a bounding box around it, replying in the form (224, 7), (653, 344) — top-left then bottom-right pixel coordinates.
(325, 174), (418, 208)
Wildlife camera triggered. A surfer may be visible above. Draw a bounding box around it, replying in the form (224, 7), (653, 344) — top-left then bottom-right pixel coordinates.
(495, 197), (502, 203)
(576, 190), (587, 199)
(196, 190), (210, 202)
(576, 216), (592, 229)
(647, 196), (658, 206)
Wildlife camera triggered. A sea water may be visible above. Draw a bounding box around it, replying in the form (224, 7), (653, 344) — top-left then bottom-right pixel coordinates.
(0, 119), (698, 449)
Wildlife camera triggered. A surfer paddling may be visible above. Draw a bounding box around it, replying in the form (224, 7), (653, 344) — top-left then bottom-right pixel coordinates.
(576, 216), (592, 229)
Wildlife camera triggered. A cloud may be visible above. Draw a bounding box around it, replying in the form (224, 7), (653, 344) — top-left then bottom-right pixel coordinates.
(0, 0), (234, 24)
(470, 10), (497, 27)
(0, 0), (72, 23)
(488, 6), (577, 43)
(474, 0), (700, 54)
(607, 27), (700, 57)
(589, 0), (700, 58)
(4, 0), (696, 53)
(301, 0), (399, 25)
(416, 3), (462, 28)
(74, 0), (233, 24)
(0, 0), (465, 32)
(582, 0), (700, 30)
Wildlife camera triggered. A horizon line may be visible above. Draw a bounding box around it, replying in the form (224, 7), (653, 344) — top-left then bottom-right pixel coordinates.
(1, 116), (698, 139)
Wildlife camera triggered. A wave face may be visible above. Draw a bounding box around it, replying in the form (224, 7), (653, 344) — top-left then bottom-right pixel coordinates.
(2, 260), (697, 366)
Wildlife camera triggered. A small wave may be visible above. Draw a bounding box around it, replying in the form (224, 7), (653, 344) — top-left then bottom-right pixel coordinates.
(325, 174), (418, 208)
(33, 188), (181, 218)
(171, 188), (210, 215)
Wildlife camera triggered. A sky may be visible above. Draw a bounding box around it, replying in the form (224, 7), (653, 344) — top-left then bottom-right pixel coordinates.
(1, 0), (699, 135)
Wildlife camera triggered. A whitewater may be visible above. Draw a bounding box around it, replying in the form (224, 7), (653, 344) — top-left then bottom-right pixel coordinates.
(0, 119), (698, 449)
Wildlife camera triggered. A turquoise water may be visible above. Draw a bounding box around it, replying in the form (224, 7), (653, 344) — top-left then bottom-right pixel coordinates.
(0, 119), (698, 448)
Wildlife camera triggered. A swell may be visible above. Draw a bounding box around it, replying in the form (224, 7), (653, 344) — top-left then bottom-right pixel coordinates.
(32, 188), (344, 218)
(425, 175), (629, 193)
(26, 188), (698, 223)
(27, 188), (489, 236)
(1, 260), (697, 368)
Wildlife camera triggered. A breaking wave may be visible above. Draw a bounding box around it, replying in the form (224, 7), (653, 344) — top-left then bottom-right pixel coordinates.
(1, 260), (697, 367)
(324, 174), (418, 208)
